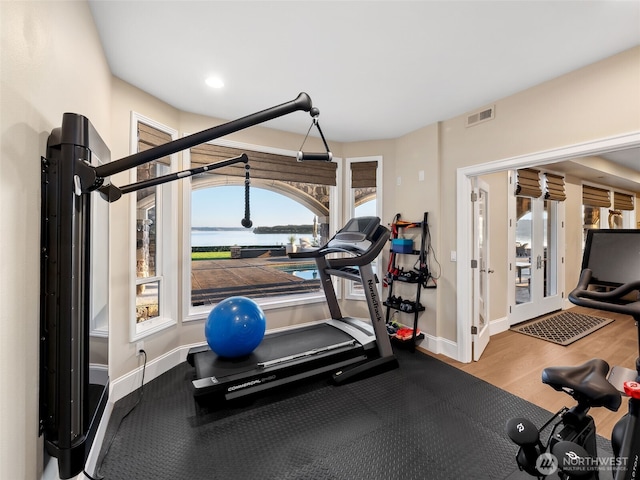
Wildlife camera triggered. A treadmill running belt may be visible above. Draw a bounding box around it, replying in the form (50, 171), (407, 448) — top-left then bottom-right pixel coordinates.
(194, 323), (359, 378)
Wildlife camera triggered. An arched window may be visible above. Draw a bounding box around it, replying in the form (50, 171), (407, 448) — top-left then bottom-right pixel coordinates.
(183, 141), (338, 319)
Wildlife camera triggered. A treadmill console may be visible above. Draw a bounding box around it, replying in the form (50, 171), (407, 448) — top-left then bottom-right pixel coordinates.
(327, 216), (381, 252)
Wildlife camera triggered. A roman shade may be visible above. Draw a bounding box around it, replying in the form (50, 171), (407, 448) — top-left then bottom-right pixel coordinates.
(614, 191), (634, 211)
(351, 161), (377, 188)
(138, 122), (172, 165)
(544, 173), (566, 201)
(515, 168), (542, 198)
(582, 185), (611, 208)
(136, 122), (174, 203)
(191, 143), (337, 186)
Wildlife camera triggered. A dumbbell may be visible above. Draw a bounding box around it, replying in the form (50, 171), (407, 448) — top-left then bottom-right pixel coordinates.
(506, 417), (543, 476)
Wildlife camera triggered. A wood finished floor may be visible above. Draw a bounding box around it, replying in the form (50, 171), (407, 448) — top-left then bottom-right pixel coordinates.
(428, 306), (638, 440)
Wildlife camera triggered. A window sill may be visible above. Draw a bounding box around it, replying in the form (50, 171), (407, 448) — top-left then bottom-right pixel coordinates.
(131, 317), (177, 341)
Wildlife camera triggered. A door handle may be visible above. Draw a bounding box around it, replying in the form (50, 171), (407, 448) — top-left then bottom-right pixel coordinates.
(488, 269), (495, 274)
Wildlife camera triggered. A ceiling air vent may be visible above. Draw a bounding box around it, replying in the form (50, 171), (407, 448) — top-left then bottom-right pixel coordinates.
(466, 105), (495, 127)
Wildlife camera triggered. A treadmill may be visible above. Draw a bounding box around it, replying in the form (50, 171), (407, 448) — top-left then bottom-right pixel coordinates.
(187, 216), (398, 403)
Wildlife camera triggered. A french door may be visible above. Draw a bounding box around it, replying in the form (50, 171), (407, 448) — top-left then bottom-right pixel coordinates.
(509, 195), (564, 324)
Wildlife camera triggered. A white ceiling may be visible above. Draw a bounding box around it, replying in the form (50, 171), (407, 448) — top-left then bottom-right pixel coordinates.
(88, 1), (639, 185)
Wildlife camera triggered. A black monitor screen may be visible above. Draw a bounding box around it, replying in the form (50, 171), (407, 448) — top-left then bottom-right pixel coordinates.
(582, 229), (640, 287)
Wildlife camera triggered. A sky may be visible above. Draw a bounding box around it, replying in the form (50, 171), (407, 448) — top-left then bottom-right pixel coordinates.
(192, 186), (316, 228)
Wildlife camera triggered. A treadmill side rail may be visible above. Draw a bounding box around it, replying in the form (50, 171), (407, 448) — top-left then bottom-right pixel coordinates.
(258, 339), (357, 368)
(325, 318), (376, 349)
(225, 356), (368, 400)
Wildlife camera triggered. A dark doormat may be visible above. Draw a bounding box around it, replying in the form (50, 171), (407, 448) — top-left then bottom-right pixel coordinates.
(511, 311), (613, 346)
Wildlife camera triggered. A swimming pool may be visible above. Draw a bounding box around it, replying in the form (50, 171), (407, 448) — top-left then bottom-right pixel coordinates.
(274, 263), (319, 280)
(291, 269), (319, 280)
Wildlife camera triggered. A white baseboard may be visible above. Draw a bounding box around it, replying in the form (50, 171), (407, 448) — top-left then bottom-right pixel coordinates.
(109, 341), (207, 404)
(489, 316), (510, 335)
(416, 317), (509, 364)
(417, 333), (458, 359)
(83, 400), (114, 478)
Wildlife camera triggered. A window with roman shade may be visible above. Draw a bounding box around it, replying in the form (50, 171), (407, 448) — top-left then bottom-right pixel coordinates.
(614, 191), (634, 211)
(582, 185), (611, 208)
(190, 142), (337, 185)
(132, 113), (178, 339)
(515, 168), (542, 198)
(350, 160), (377, 188)
(346, 157), (381, 300)
(543, 173), (566, 202)
(135, 121), (172, 322)
(138, 122), (172, 162)
(186, 141), (338, 311)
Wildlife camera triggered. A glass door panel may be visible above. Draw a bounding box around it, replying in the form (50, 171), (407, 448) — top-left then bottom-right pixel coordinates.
(515, 197), (532, 305)
(473, 179), (491, 360)
(543, 200), (558, 298)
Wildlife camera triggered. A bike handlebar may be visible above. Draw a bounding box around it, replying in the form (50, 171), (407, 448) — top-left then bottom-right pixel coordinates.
(568, 269), (640, 319)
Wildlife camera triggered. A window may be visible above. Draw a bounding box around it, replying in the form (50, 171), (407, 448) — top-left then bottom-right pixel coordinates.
(611, 191), (635, 228)
(130, 114), (178, 340)
(581, 183), (636, 248)
(345, 156), (382, 299)
(582, 184), (610, 233)
(183, 140), (339, 319)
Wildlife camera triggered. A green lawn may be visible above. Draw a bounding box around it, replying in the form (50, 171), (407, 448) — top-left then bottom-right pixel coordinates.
(191, 251), (231, 260)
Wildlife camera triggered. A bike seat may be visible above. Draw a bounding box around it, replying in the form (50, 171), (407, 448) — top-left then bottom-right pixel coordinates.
(542, 358), (622, 411)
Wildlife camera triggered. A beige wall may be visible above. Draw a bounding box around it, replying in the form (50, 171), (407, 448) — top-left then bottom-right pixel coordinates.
(0, 2), (112, 479)
(391, 125), (440, 336)
(1, 1), (639, 477)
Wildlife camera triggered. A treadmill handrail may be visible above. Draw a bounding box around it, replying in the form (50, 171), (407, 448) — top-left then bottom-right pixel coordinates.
(291, 225), (389, 267)
(327, 226), (389, 268)
(569, 269), (640, 317)
(288, 246), (359, 259)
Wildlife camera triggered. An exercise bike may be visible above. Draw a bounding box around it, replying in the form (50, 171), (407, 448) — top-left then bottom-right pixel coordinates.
(506, 229), (640, 479)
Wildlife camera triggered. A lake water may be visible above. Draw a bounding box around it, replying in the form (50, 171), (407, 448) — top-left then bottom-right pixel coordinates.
(192, 229), (311, 247)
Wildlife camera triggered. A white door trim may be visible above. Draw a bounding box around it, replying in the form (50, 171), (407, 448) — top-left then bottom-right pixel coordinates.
(456, 131), (640, 363)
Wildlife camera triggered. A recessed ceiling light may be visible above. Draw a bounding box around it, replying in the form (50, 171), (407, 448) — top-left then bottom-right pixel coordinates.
(205, 76), (224, 89)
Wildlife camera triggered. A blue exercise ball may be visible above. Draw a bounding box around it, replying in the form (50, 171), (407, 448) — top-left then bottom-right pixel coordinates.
(205, 296), (266, 358)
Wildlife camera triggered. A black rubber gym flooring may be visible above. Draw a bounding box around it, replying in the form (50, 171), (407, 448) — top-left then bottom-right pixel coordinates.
(95, 348), (612, 479)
